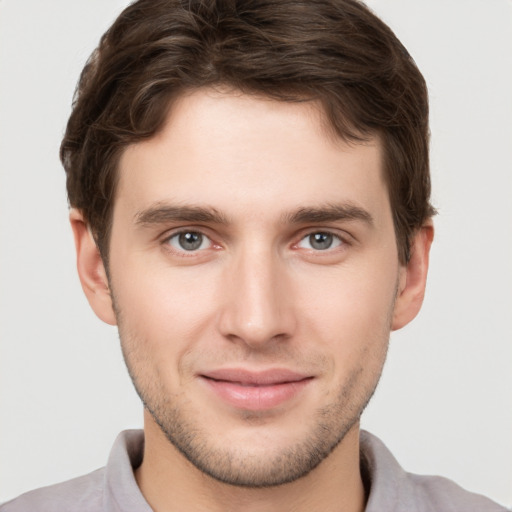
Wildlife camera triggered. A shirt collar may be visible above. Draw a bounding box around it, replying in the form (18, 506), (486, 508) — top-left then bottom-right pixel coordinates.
(104, 429), (420, 512)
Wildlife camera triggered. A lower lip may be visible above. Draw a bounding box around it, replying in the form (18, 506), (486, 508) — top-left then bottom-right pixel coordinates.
(202, 377), (312, 411)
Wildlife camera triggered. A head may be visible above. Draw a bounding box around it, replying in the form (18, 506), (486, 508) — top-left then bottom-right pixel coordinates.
(62, 0), (434, 267)
(65, 0), (435, 490)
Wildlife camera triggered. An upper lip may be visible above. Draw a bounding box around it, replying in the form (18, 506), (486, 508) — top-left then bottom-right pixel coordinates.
(200, 368), (312, 386)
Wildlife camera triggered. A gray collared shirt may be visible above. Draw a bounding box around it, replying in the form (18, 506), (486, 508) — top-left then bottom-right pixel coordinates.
(1, 430), (507, 511)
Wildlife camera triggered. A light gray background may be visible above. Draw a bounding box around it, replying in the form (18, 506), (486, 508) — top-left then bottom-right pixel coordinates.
(0, 0), (511, 506)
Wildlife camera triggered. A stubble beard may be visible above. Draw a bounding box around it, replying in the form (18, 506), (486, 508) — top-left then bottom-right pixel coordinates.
(119, 337), (388, 488)
(112, 290), (392, 489)
(145, 370), (382, 488)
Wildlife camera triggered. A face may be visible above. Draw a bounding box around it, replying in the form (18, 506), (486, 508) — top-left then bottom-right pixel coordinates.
(91, 89), (411, 487)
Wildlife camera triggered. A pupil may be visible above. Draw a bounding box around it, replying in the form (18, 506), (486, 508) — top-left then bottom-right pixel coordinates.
(179, 232), (202, 250)
(310, 232), (332, 250)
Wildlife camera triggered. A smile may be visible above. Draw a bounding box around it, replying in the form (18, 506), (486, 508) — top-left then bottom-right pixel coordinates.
(199, 369), (314, 411)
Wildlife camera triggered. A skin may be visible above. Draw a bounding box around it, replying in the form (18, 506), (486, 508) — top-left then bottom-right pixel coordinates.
(71, 88), (433, 512)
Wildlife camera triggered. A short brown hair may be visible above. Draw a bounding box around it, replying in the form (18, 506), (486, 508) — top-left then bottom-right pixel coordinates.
(61, 0), (435, 264)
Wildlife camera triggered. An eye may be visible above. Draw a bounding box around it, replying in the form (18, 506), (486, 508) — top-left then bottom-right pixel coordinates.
(297, 232), (343, 251)
(166, 231), (211, 252)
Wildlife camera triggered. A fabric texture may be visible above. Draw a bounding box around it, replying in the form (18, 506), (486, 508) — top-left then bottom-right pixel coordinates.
(1, 430), (507, 511)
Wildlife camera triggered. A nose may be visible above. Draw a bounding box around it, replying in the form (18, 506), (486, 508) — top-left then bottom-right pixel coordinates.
(217, 245), (297, 349)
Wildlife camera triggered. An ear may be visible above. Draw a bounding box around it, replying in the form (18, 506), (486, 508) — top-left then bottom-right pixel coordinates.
(392, 222), (434, 331)
(69, 209), (117, 326)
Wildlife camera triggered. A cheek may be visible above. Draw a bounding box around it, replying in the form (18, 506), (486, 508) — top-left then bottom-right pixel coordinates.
(297, 263), (397, 358)
(111, 260), (221, 363)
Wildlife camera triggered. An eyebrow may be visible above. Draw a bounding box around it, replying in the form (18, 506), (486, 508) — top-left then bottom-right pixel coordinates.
(283, 203), (374, 226)
(134, 204), (229, 226)
(134, 202), (373, 228)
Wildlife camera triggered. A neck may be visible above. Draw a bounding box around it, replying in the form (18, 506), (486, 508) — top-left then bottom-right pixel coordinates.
(135, 415), (366, 512)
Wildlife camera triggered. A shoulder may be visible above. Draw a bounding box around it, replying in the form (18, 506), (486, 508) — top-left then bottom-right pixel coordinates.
(404, 472), (508, 512)
(0, 468), (105, 512)
(0, 430), (148, 512)
(360, 430), (508, 512)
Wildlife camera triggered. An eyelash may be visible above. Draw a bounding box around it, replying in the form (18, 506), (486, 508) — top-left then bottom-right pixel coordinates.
(161, 228), (350, 256)
(162, 229), (217, 255)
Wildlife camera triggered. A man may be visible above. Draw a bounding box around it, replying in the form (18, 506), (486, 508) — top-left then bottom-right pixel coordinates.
(1, 0), (507, 511)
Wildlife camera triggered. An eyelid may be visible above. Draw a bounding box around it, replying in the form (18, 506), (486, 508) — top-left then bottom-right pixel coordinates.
(298, 232), (341, 250)
(158, 225), (352, 255)
(160, 227), (219, 255)
(293, 228), (352, 247)
(160, 225), (211, 241)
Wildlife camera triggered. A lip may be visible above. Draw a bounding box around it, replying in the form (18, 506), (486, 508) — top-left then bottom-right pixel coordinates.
(199, 368), (313, 411)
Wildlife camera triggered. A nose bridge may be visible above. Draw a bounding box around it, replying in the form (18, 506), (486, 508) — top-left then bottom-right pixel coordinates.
(218, 240), (295, 347)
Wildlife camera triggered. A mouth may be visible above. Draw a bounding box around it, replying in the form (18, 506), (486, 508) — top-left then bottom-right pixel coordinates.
(199, 368), (314, 411)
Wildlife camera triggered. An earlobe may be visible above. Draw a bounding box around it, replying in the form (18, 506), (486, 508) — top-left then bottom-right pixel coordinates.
(391, 223), (434, 331)
(69, 209), (117, 326)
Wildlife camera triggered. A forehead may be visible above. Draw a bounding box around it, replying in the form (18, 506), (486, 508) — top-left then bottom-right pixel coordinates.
(116, 88), (388, 223)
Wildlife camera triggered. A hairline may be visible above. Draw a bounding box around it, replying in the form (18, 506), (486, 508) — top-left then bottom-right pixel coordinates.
(90, 87), (394, 268)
